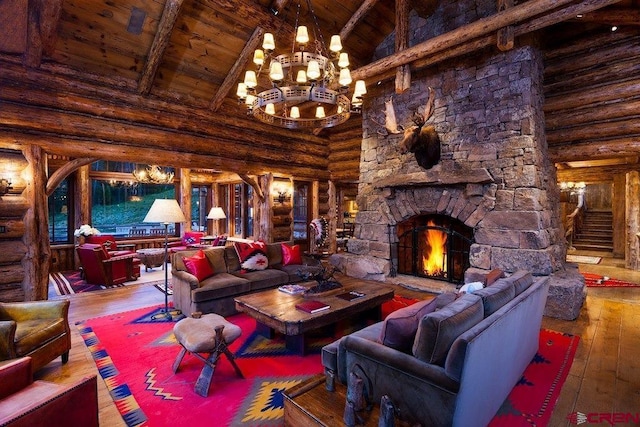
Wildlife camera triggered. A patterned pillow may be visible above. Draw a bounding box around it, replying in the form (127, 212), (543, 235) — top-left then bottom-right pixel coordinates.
(183, 250), (214, 281)
(281, 244), (303, 266)
(234, 241), (269, 272)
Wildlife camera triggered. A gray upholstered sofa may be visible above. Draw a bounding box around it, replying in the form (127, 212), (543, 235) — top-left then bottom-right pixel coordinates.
(321, 270), (550, 427)
(171, 242), (322, 317)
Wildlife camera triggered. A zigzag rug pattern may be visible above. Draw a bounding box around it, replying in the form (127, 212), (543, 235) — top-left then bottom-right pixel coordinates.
(78, 304), (578, 427)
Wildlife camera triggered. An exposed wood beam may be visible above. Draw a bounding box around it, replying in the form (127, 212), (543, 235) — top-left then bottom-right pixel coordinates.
(210, 26), (265, 111)
(352, 0), (623, 83)
(557, 163), (640, 183)
(138, 0), (185, 95)
(340, 0), (380, 41)
(238, 173), (265, 201)
(497, 0), (515, 51)
(549, 137), (640, 163)
(24, 0), (63, 68)
(573, 8), (640, 25)
(353, 0), (623, 85)
(46, 157), (97, 196)
(395, 0), (411, 94)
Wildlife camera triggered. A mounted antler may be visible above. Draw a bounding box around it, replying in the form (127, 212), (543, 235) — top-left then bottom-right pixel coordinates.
(399, 87), (440, 170)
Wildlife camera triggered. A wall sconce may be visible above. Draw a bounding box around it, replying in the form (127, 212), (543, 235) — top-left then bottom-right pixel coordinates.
(272, 183), (291, 204)
(0, 178), (13, 196)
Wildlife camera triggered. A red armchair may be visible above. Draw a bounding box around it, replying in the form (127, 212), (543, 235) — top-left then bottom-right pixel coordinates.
(85, 234), (136, 257)
(0, 357), (98, 427)
(76, 243), (140, 286)
(168, 231), (206, 253)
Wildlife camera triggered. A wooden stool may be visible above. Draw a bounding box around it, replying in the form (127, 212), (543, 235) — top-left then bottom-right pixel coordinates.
(172, 313), (244, 397)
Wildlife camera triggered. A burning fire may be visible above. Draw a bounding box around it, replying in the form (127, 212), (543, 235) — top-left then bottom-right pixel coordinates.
(422, 220), (447, 276)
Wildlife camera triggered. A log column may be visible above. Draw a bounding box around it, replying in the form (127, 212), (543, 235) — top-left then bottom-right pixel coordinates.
(625, 171), (640, 270)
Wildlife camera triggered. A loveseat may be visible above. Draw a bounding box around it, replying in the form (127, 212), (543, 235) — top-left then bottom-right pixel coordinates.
(321, 270), (550, 427)
(171, 242), (322, 317)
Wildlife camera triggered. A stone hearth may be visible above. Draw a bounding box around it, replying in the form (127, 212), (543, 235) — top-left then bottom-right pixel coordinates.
(330, 5), (585, 320)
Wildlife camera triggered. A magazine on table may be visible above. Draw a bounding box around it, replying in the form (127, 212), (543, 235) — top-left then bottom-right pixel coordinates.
(295, 300), (330, 313)
(336, 291), (366, 301)
(278, 284), (307, 295)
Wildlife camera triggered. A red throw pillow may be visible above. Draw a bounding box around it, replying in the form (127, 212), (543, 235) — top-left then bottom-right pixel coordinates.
(234, 241), (268, 272)
(183, 250), (214, 281)
(281, 244), (303, 266)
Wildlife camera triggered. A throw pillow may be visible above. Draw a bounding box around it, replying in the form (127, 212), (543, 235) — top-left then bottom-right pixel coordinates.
(234, 241), (269, 272)
(281, 244), (303, 266)
(183, 250), (215, 281)
(379, 292), (456, 352)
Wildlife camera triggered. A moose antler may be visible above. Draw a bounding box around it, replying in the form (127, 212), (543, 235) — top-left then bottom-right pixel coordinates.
(399, 87), (440, 170)
(372, 97), (403, 136)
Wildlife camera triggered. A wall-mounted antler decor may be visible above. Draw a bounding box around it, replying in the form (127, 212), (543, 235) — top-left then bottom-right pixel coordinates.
(398, 87), (440, 170)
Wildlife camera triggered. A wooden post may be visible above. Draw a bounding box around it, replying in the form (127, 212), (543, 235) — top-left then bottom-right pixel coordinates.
(497, 0), (515, 51)
(22, 144), (50, 300)
(179, 168), (191, 232)
(612, 173), (626, 258)
(395, 0), (411, 93)
(625, 171), (640, 270)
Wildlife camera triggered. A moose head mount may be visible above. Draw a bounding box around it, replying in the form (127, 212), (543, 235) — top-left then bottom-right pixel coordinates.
(376, 87), (441, 170)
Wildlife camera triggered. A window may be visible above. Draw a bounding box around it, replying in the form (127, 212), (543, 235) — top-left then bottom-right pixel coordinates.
(48, 177), (72, 243)
(90, 162), (177, 237)
(191, 185), (209, 232)
(222, 182), (253, 238)
(293, 182), (309, 242)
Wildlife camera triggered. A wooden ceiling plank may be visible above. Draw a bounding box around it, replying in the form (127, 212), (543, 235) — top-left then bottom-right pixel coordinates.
(573, 8), (640, 25)
(24, 0), (64, 68)
(138, 0), (186, 95)
(210, 26), (265, 111)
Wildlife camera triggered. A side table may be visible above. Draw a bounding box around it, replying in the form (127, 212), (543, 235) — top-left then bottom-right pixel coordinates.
(135, 248), (166, 272)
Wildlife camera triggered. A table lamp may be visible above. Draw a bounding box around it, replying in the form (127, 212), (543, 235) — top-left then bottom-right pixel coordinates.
(207, 207), (226, 236)
(144, 199), (187, 320)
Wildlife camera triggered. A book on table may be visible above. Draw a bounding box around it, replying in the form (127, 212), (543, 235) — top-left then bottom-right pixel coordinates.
(336, 291), (365, 301)
(295, 300), (330, 314)
(278, 284), (307, 295)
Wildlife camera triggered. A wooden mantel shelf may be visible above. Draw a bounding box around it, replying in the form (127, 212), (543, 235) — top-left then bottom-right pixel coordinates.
(374, 166), (494, 189)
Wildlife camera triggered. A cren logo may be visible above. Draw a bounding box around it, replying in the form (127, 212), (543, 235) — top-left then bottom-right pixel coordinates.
(567, 412), (588, 425)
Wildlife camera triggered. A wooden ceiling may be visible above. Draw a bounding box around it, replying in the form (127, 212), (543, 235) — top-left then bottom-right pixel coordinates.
(1, 0), (639, 182)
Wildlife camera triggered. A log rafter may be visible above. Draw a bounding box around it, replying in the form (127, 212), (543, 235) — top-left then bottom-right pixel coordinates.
(138, 0), (185, 95)
(24, 0), (63, 68)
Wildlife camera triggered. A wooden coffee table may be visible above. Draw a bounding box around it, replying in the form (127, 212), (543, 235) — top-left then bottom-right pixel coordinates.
(234, 280), (394, 355)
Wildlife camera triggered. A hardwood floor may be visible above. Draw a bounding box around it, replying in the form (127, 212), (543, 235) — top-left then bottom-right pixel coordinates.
(35, 258), (639, 427)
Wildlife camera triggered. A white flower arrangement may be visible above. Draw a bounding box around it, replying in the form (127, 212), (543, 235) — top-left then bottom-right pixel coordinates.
(74, 224), (101, 237)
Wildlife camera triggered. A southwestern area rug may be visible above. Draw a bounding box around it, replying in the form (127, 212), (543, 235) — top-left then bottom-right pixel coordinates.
(49, 270), (170, 295)
(582, 272), (640, 287)
(78, 304), (579, 427)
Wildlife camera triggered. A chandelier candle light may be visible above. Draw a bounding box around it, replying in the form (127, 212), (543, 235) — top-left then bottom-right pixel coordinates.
(237, 0), (366, 129)
(132, 165), (174, 185)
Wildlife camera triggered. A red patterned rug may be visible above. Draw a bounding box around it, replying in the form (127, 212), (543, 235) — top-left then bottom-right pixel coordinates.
(582, 272), (640, 287)
(78, 303), (578, 427)
(49, 270), (169, 295)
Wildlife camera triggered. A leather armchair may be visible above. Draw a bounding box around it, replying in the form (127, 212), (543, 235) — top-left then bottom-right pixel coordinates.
(0, 300), (71, 373)
(76, 243), (141, 286)
(0, 357), (98, 427)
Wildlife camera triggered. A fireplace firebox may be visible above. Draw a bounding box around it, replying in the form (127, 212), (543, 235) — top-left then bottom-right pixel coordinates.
(396, 214), (473, 284)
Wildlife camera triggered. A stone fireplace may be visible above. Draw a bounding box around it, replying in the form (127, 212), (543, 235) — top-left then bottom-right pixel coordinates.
(330, 4), (586, 320)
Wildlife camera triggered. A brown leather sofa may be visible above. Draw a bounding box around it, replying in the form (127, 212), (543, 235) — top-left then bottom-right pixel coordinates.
(0, 357), (98, 427)
(0, 300), (71, 372)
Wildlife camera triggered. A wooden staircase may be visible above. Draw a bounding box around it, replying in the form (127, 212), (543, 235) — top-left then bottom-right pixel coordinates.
(572, 210), (613, 252)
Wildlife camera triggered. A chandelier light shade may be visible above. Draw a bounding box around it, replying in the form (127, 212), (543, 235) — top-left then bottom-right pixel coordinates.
(237, 0), (366, 130)
(132, 165), (174, 185)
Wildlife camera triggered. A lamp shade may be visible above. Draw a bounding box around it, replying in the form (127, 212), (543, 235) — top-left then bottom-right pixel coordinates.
(207, 207), (227, 220)
(143, 199), (187, 224)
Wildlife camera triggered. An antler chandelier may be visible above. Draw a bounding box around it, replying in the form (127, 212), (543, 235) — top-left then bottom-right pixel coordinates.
(237, 0), (366, 130)
(132, 165), (174, 184)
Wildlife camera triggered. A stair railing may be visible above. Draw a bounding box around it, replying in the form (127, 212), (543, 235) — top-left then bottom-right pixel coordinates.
(565, 193), (585, 250)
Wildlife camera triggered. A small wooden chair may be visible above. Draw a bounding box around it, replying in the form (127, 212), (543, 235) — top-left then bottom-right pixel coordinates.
(172, 313), (244, 397)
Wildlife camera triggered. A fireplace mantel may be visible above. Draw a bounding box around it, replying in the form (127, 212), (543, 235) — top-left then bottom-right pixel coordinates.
(375, 166), (494, 189)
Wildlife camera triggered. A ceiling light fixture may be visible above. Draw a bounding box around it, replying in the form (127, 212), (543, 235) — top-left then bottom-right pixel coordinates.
(132, 165), (174, 185)
(237, 0), (366, 130)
